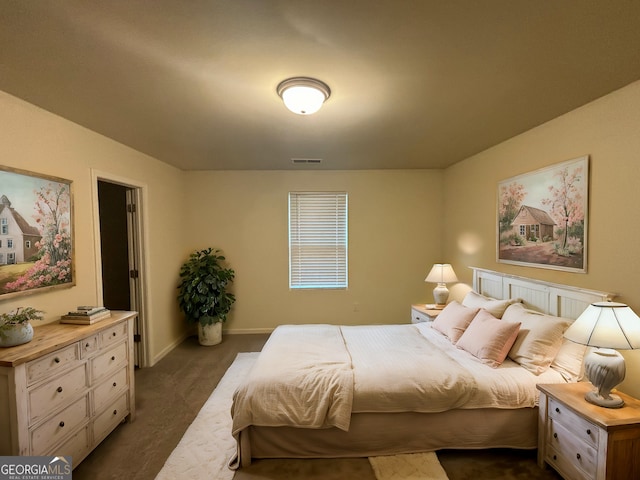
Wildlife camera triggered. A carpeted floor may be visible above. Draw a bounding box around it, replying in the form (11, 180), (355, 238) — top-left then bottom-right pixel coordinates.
(72, 333), (561, 480)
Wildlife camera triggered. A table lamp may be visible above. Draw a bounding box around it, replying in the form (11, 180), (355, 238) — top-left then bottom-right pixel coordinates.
(424, 264), (458, 307)
(564, 301), (640, 408)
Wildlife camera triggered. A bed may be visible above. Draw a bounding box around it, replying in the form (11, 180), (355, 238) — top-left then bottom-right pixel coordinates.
(229, 268), (614, 468)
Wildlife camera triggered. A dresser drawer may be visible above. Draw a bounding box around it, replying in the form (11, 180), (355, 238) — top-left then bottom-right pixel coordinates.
(91, 341), (128, 382)
(93, 393), (128, 444)
(547, 419), (597, 478)
(549, 397), (599, 447)
(48, 424), (90, 466)
(100, 322), (128, 347)
(547, 444), (595, 480)
(26, 344), (79, 386)
(92, 367), (128, 414)
(80, 334), (99, 359)
(30, 395), (89, 455)
(28, 364), (88, 424)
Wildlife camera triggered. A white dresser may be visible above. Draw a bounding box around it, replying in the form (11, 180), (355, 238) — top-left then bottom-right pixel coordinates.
(538, 382), (640, 480)
(0, 311), (136, 468)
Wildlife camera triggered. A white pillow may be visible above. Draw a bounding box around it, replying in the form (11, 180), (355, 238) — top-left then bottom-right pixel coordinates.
(550, 338), (588, 382)
(461, 290), (519, 319)
(504, 303), (571, 375)
(456, 309), (521, 368)
(431, 301), (479, 344)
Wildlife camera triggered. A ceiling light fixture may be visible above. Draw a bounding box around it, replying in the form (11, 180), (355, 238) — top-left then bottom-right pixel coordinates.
(277, 77), (331, 115)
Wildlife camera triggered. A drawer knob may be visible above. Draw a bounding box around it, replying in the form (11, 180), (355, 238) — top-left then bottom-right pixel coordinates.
(576, 453), (581, 460)
(553, 455), (557, 460)
(555, 407), (560, 413)
(111, 356), (116, 361)
(59, 421), (65, 428)
(553, 433), (558, 439)
(54, 357), (60, 364)
(113, 382), (117, 387)
(112, 332), (117, 337)
(85, 343), (90, 348)
(113, 409), (118, 415)
(56, 386), (63, 393)
(586, 429), (591, 435)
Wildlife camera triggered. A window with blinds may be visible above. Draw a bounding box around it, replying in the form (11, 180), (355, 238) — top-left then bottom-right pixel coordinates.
(288, 192), (348, 289)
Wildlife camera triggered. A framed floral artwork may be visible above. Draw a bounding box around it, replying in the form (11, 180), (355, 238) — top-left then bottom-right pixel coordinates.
(0, 166), (74, 299)
(497, 156), (588, 273)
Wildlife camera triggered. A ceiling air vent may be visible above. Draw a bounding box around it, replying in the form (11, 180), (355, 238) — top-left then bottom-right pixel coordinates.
(291, 158), (322, 165)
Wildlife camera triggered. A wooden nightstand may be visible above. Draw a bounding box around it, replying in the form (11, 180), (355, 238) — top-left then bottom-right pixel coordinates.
(537, 383), (640, 480)
(410, 304), (443, 323)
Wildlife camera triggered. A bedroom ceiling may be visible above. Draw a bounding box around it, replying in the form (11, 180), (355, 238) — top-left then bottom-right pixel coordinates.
(2, 1), (640, 171)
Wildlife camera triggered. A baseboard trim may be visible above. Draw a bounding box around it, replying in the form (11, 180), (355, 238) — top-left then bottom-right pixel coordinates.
(151, 331), (191, 366)
(223, 328), (274, 335)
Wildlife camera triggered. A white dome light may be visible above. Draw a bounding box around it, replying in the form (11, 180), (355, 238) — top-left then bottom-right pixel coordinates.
(277, 77), (331, 115)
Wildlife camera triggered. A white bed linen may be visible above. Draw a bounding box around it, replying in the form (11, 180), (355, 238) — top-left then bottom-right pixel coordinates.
(232, 323), (566, 435)
(412, 323), (566, 408)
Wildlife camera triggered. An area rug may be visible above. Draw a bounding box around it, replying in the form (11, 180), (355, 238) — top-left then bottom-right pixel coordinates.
(155, 352), (448, 480)
(155, 352), (259, 480)
(369, 453), (449, 480)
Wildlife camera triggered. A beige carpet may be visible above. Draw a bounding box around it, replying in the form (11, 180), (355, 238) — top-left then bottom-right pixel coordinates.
(155, 352), (448, 480)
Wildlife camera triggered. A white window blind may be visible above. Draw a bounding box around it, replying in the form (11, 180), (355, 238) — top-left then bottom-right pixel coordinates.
(289, 192), (348, 289)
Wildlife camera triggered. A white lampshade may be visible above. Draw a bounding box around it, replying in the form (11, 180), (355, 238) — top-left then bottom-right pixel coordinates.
(424, 264), (458, 284)
(564, 301), (640, 408)
(277, 77), (331, 115)
(564, 302), (640, 349)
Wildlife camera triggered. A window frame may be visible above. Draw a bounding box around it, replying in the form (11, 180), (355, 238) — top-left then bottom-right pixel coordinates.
(288, 191), (348, 290)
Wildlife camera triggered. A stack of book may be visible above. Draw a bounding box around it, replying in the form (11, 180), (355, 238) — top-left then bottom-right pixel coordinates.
(61, 306), (111, 325)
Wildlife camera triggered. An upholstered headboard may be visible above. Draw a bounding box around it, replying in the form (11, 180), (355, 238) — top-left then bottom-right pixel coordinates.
(471, 267), (615, 320)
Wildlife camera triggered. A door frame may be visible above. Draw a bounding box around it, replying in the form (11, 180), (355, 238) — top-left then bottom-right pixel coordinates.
(91, 169), (151, 368)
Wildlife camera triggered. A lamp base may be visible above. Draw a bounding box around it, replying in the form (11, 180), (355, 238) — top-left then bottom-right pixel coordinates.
(432, 284), (450, 306)
(584, 348), (626, 409)
(585, 390), (624, 408)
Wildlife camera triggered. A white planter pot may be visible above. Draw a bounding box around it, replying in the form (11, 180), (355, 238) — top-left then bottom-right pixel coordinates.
(197, 321), (222, 346)
(0, 322), (34, 347)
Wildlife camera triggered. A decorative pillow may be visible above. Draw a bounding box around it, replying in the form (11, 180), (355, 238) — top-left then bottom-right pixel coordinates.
(431, 301), (479, 343)
(456, 309), (521, 367)
(461, 290), (519, 319)
(550, 338), (588, 382)
(504, 303), (571, 375)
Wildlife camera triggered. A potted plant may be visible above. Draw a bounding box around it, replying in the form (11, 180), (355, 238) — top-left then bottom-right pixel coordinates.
(177, 248), (236, 346)
(0, 307), (44, 347)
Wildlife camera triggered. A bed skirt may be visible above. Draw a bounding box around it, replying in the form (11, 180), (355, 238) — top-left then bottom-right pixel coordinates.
(235, 407), (538, 467)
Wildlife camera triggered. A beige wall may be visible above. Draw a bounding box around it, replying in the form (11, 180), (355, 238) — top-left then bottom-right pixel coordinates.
(443, 79), (640, 397)
(183, 169), (443, 331)
(0, 91), (187, 365)
(4, 77), (640, 391)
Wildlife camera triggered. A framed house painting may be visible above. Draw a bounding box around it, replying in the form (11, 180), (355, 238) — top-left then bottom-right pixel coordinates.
(497, 156), (588, 273)
(0, 166), (74, 299)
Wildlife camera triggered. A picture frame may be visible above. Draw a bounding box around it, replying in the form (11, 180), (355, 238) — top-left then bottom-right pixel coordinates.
(497, 156), (588, 273)
(0, 166), (74, 299)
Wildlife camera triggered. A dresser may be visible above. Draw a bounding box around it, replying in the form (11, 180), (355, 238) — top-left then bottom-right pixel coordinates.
(410, 304), (442, 323)
(0, 311), (136, 468)
(537, 382), (640, 480)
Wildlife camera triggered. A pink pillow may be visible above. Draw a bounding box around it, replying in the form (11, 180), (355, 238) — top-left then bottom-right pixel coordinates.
(456, 310), (521, 367)
(431, 301), (479, 343)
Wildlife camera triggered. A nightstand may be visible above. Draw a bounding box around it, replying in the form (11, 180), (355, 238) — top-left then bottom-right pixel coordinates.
(410, 304), (443, 324)
(537, 383), (640, 480)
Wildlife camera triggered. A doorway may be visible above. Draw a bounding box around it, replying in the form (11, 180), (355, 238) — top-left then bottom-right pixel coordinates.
(96, 178), (147, 368)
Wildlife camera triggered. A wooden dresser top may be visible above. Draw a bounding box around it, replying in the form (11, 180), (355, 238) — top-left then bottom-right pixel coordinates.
(0, 311), (137, 367)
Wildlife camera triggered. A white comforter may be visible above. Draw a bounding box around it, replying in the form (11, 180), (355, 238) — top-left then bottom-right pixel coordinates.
(231, 323), (565, 438)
